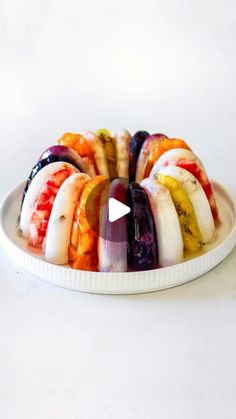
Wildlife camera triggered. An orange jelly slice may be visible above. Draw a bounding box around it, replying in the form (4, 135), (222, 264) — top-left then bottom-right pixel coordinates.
(69, 175), (106, 271)
(144, 138), (191, 178)
(58, 132), (98, 173)
(58, 132), (92, 157)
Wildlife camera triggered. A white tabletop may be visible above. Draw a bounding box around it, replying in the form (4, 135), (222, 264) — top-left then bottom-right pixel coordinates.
(1, 1), (236, 418)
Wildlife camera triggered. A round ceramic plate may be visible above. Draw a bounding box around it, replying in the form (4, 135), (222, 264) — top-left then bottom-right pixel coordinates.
(0, 181), (236, 294)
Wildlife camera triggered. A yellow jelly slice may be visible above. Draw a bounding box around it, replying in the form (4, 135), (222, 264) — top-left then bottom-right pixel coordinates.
(157, 174), (202, 253)
(96, 129), (118, 179)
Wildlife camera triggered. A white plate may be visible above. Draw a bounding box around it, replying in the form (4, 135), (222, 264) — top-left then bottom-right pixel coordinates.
(0, 181), (236, 294)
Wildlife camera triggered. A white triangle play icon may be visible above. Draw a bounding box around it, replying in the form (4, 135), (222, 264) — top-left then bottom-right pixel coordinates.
(108, 198), (130, 223)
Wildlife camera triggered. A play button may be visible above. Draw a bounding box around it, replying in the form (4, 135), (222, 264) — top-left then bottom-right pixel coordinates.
(108, 197), (130, 222)
(85, 177), (129, 242)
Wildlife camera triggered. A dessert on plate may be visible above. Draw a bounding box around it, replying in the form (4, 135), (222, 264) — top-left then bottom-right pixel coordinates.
(19, 130), (219, 272)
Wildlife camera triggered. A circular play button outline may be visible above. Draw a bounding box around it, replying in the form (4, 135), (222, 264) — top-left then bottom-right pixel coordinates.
(85, 177), (129, 242)
(108, 197), (130, 223)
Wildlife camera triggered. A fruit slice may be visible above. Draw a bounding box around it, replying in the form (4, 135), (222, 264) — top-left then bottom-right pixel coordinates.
(144, 138), (191, 179)
(45, 173), (90, 265)
(28, 167), (76, 248)
(129, 131), (149, 182)
(135, 133), (168, 182)
(21, 145), (87, 209)
(96, 128), (118, 179)
(69, 175), (106, 271)
(150, 148), (205, 175)
(127, 182), (158, 270)
(156, 173), (202, 253)
(114, 129), (131, 179)
(98, 179), (128, 272)
(158, 165), (216, 244)
(150, 148), (219, 221)
(20, 162), (78, 238)
(82, 131), (109, 178)
(141, 178), (184, 267)
(39, 145), (87, 173)
(58, 132), (96, 177)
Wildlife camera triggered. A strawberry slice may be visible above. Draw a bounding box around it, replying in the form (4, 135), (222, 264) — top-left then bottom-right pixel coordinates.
(29, 168), (75, 248)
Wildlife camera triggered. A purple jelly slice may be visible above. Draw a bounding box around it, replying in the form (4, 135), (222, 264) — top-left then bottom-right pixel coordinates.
(21, 145), (84, 209)
(129, 131), (149, 182)
(99, 178), (128, 272)
(127, 182), (158, 271)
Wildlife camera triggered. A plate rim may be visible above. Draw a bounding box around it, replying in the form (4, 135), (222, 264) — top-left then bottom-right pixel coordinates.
(0, 180), (236, 294)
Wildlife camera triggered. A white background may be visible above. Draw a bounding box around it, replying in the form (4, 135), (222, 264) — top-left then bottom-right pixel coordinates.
(1, 1), (236, 418)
